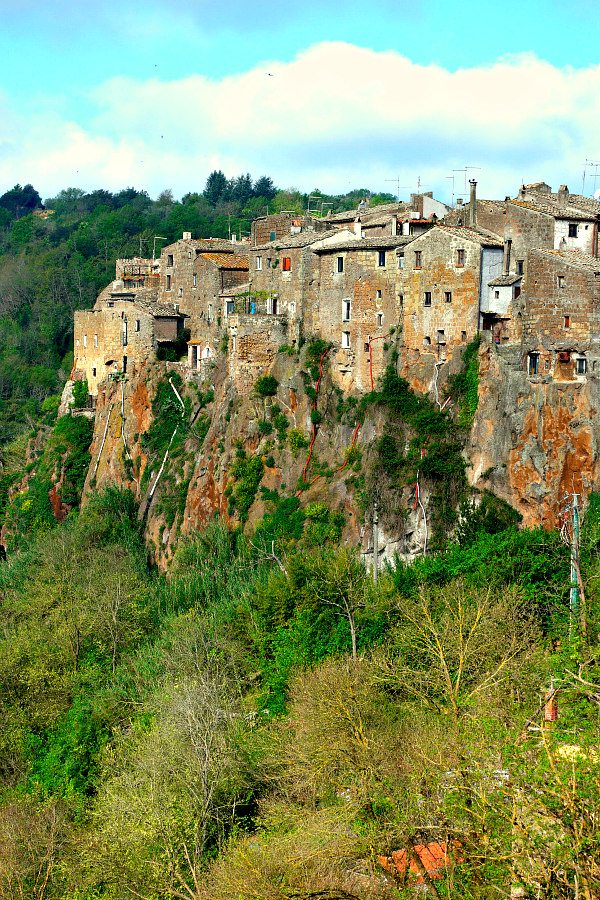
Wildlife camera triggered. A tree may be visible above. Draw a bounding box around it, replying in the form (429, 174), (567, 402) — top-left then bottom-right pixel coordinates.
(0, 183), (43, 219)
(203, 170), (228, 206)
(253, 175), (277, 201)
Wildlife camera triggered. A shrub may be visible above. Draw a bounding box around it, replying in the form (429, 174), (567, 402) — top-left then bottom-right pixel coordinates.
(254, 375), (278, 398)
(71, 379), (89, 408)
(288, 429), (309, 454)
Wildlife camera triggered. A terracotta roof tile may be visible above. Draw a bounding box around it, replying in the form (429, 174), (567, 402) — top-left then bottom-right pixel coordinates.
(200, 252), (249, 269)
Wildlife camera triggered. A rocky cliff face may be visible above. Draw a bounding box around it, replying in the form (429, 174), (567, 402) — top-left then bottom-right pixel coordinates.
(468, 340), (599, 528)
(77, 336), (600, 566)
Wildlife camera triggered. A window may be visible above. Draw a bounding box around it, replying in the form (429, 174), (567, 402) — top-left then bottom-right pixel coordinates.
(337, 256), (344, 273)
(167, 253), (173, 266)
(576, 357), (587, 375)
(424, 291), (432, 307)
(378, 250), (386, 267)
(568, 223), (578, 238)
(135, 319), (140, 332)
(178, 287), (183, 297)
(517, 259), (524, 275)
(461, 331), (467, 341)
(94, 334), (98, 348)
(456, 248), (465, 267)
(557, 275), (565, 288)
(564, 315), (571, 328)
(528, 352), (539, 375)
(256, 256), (263, 271)
(377, 312), (384, 327)
(282, 256), (291, 272)
(376, 289), (382, 299)
(188, 250), (192, 259)
(92, 367), (96, 377)
(398, 293), (404, 306)
(445, 291), (452, 303)
(494, 289), (500, 299)
(342, 300), (351, 322)
(424, 336), (431, 346)
(83, 334), (87, 348)
(193, 273), (197, 287)
(269, 230), (276, 241)
(341, 331), (351, 349)
(166, 273), (172, 291)
(398, 254), (405, 269)
(437, 329), (446, 344)
(414, 250), (422, 269)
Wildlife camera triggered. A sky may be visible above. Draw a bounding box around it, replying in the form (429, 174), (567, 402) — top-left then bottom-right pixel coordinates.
(0, 0), (599, 203)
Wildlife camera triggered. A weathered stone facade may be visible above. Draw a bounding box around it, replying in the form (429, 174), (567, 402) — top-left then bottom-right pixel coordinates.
(227, 312), (288, 388)
(251, 212), (327, 245)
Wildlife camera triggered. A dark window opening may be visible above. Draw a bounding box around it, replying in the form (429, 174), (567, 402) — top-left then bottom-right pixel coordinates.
(424, 291), (432, 306)
(564, 315), (571, 328)
(167, 254), (173, 266)
(517, 259), (524, 275)
(528, 352), (539, 375)
(444, 291), (452, 303)
(568, 223), (578, 238)
(456, 248), (465, 267)
(378, 250), (386, 267)
(337, 256), (344, 273)
(415, 250), (422, 269)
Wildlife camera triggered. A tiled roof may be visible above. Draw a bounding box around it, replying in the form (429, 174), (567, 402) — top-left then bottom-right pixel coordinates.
(200, 252), (249, 269)
(378, 840), (462, 884)
(534, 249), (600, 271)
(253, 228), (351, 250)
(314, 235), (416, 253)
(511, 199), (596, 221)
(488, 273), (522, 286)
(433, 224), (503, 247)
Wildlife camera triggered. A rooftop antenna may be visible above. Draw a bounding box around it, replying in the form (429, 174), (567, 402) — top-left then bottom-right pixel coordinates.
(583, 160), (600, 196)
(307, 195), (322, 215)
(453, 166), (481, 194)
(446, 174), (455, 206)
(152, 235), (167, 261)
(384, 176), (409, 202)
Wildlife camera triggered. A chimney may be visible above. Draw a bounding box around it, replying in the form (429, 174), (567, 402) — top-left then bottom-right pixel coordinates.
(557, 184), (569, 207)
(469, 180), (477, 227)
(182, 231), (192, 240)
(390, 214), (398, 236)
(503, 238), (512, 276)
(354, 217), (362, 238)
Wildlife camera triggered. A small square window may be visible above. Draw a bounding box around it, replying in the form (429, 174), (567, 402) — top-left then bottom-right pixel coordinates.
(576, 357), (587, 374)
(178, 287), (183, 297)
(456, 248), (465, 267)
(564, 315), (571, 328)
(337, 256), (344, 273)
(167, 254), (174, 266)
(461, 331), (467, 341)
(342, 300), (351, 322)
(494, 289), (500, 299)
(558, 275), (565, 288)
(398, 254), (405, 269)
(424, 336), (431, 346)
(437, 329), (446, 344)
(378, 250), (386, 267)
(166, 274), (172, 290)
(135, 319), (140, 332)
(445, 291), (452, 303)
(92, 367), (96, 377)
(376, 289), (382, 299)
(517, 260), (524, 275)
(282, 256), (291, 272)
(377, 312), (384, 327)
(256, 256), (263, 271)
(414, 250), (422, 269)
(269, 231), (276, 241)
(568, 223), (578, 238)
(398, 293), (404, 306)
(424, 291), (432, 307)
(342, 331), (350, 349)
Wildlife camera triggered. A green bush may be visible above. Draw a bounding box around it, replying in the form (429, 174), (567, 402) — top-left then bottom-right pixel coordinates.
(71, 379), (89, 408)
(254, 375), (279, 398)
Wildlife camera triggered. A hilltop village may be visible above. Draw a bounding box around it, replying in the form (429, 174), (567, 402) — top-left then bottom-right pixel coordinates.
(73, 180), (600, 397)
(68, 179), (600, 541)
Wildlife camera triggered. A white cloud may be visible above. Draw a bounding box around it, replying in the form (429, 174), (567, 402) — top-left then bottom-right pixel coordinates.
(1, 42), (600, 200)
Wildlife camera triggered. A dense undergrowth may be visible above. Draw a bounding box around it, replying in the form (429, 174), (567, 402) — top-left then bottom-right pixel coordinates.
(0, 471), (598, 898)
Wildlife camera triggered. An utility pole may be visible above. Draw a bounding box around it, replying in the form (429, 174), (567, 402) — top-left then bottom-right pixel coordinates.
(372, 499), (379, 583)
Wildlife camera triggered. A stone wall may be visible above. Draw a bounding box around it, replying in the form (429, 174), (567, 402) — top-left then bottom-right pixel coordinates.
(227, 313), (288, 388)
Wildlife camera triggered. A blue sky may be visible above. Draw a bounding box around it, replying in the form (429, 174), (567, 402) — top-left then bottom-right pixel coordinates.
(0, 0), (599, 200)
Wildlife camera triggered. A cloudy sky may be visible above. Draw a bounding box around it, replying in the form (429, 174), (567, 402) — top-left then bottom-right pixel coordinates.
(1, 0), (599, 202)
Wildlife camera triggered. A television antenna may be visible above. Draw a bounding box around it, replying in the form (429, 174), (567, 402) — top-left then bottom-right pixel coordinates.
(384, 176), (409, 202)
(453, 166), (481, 194)
(582, 159), (600, 196)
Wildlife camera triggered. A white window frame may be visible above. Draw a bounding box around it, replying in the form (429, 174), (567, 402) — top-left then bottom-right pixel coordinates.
(256, 256), (263, 271)
(342, 299), (351, 322)
(341, 331), (351, 349)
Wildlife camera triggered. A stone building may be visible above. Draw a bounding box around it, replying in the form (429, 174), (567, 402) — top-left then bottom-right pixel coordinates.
(396, 224), (503, 386)
(73, 289), (185, 397)
(521, 249), (600, 381)
(226, 309), (289, 389)
(465, 182), (600, 277)
(312, 235), (414, 391)
(251, 212), (328, 245)
(158, 233), (244, 316)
